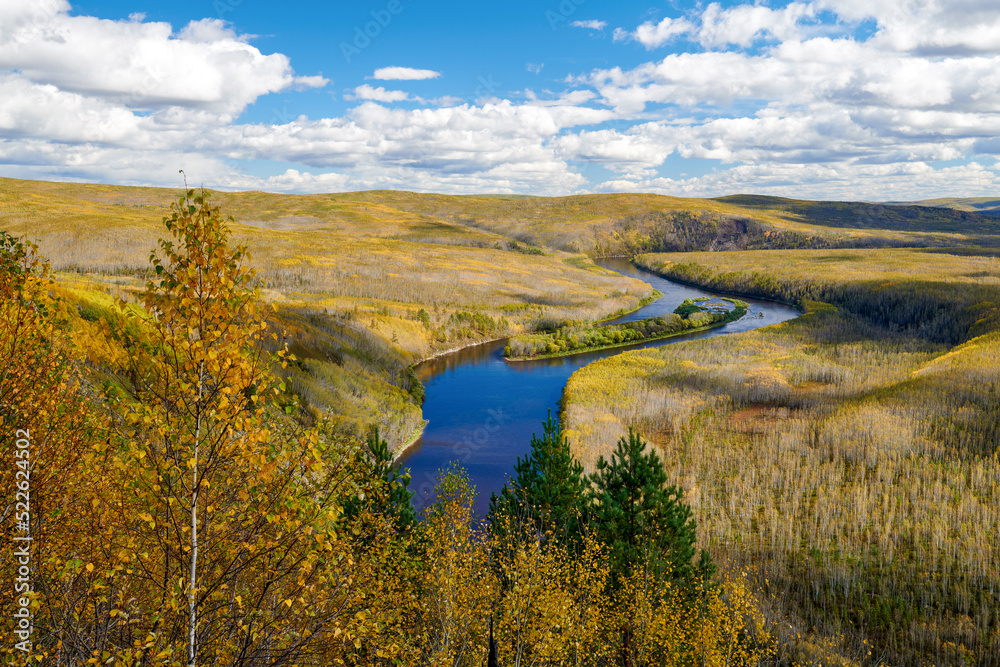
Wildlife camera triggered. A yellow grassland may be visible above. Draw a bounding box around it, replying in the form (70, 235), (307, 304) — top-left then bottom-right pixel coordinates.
(7, 177), (1000, 663)
(3, 173), (991, 453)
(1, 177), (664, 450)
(3, 176), (980, 258)
(641, 247), (1000, 288)
(563, 249), (1000, 665)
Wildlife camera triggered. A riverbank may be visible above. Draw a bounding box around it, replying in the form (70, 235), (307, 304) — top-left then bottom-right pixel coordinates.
(632, 254), (804, 310)
(394, 284), (661, 458)
(595, 289), (663, 323)
(504, 315), (738, 362)
(397, 256), (800, 515)
(419, 336), (506, 363)
(392, 419), (430, 462)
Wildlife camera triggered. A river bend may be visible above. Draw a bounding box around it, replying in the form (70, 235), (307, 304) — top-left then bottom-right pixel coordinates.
(397, 258), (799, 514)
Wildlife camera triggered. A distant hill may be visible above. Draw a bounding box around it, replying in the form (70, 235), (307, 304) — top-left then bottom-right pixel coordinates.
(713, 194), (1000, 235)
(5, 177), (999, 263)
(4, 175), (1000, 451)
(902, 196), (1000, 217)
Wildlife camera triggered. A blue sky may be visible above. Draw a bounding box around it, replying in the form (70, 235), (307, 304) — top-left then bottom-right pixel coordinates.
(3, 0), (1000, 199)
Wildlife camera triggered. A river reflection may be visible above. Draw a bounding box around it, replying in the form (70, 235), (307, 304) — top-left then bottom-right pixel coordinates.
(397, 258), (799, 515)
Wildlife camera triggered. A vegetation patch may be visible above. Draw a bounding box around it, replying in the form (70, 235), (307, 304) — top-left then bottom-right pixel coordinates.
(505, 297), (747, 360)
(0, 219), (775, 664)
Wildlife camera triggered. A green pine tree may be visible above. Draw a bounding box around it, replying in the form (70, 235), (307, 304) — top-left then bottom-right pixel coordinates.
(589, 428), (714, 587)
(346, 426), (416, 531)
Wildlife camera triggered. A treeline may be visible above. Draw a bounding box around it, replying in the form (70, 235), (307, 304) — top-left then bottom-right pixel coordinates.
(589, 211), (936, 258)
(505, 298), (748, 359)
(714, 194), (1000, 236)
(591, 212), (830, 257)
(0, 194), (770, 666)
(636, 250), (1000, 345)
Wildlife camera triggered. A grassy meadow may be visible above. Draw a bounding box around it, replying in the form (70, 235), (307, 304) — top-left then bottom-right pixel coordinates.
(563, 249), (1000, 665)
(20, 175), (984, 448)
(1, 177), (661, 447)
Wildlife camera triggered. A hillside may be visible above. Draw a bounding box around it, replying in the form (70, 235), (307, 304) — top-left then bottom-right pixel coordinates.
(4, 177), (995, 267)
(714, 193), (1000, 235)
(0, 177), (660, 449)
(6, 175), (1000, 449)
(905, 196), (1000, 216)
(5, 177), (1000, 664)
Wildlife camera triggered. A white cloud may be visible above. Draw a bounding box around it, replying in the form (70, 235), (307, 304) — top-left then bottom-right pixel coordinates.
(347, 85), (415, 103)
(371, 66), (441, 81)
(571, 20), (607, 30)
(615, 2), (821, 50)
(0, 8), (325, 115)
(697, 1), (816, 48)
(526, 62), (544, 74)
(817, 0), (1000, 53)
(555, 129), (669, 172)
(292, 74), (331, 90)
(4, 0), (1000, 201)
(614, 16), (696, 49)
(596, 161), (1000, 201)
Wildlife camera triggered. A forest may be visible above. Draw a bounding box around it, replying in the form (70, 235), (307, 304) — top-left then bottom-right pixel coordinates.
(0, 192), (772, 665)
(3, 176), (999, 665)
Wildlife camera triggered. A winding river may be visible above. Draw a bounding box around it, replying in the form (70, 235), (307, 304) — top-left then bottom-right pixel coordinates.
(397, 258), (799, 515)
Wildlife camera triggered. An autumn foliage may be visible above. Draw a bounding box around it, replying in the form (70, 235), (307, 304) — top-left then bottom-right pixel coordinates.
(1, 193), (774, 666)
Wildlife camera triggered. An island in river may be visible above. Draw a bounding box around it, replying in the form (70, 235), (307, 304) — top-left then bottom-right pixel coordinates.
(504, 296), (749, 361)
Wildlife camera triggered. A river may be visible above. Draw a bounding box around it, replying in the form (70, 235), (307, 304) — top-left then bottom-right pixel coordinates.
(396, 258), (799, 515)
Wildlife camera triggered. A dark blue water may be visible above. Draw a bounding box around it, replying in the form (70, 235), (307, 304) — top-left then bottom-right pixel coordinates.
(397, 258), (799, 514)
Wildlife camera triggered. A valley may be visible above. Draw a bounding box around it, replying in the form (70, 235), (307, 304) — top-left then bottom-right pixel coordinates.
(2, 176), (998, 665)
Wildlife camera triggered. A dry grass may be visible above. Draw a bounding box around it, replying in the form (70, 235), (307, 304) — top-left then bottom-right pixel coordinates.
(563, 250), (1000, 665)
(1, 177), (660, 451)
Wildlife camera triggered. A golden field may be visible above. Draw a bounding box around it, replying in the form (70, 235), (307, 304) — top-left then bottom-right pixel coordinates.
(564, 248), (1000, 665)
(1, 177), (661, 447)
(17, 176), (991, 449)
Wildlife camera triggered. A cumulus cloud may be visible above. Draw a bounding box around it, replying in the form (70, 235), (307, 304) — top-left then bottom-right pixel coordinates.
(0, 6), (325, 115)
(3, 0), (1000, 201)
(817, 0), (1000, 53)
(347, 85), (416, 103)
(596, 161), (1000, 201)
(614, 2), (821, 50)
(371, 66), (441, 81)
(697, 2), (817, 48)
(615, 16), (696, 49)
